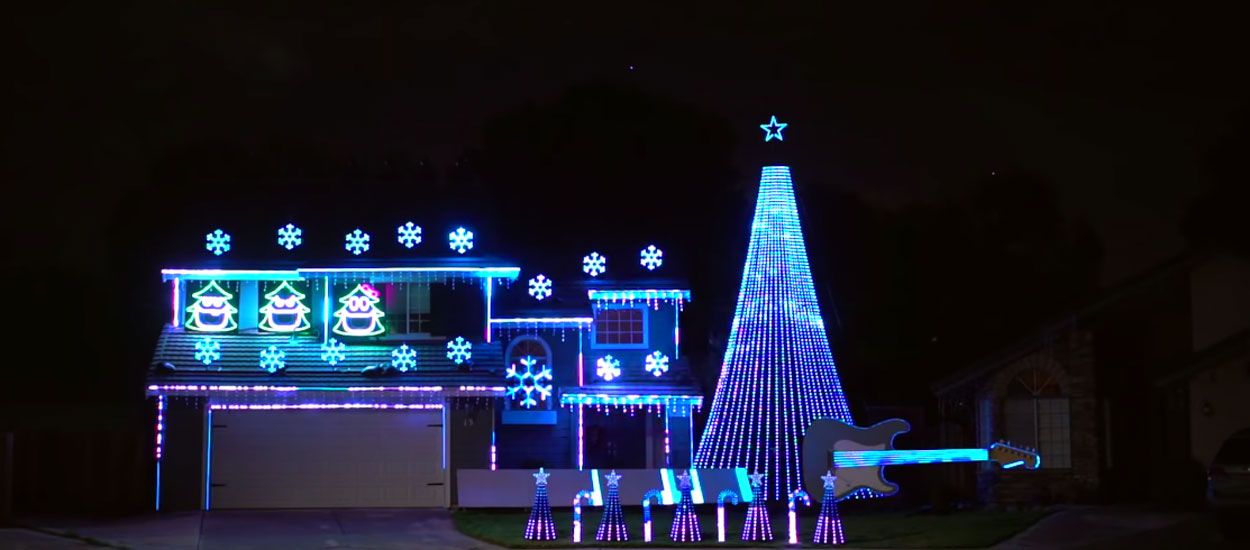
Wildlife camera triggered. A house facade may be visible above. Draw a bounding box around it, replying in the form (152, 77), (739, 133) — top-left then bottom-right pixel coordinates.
(149, 229), (699, 510)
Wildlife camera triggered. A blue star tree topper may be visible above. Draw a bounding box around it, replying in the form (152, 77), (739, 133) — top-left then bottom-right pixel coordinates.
(760, 115), (787, 142)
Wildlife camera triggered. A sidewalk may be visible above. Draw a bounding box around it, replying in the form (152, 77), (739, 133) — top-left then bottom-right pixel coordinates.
(994, 506), (1231, 549)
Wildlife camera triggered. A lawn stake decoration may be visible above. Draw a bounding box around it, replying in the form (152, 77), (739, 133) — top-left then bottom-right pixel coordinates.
(669, 470), (701, 542)
(523, 468), (557, 541)
(716, 489), (741, 542)
(788, 488), (812, 544)
(641, 489), (663, 542)
(595, 470), (628, 541)
(812, 471), (845, 545)
(571, 489), (593, 543)
(741, 471), (774, 541)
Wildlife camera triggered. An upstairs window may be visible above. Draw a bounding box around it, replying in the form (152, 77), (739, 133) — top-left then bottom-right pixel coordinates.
(386, 284), (431, 335)
(1003, 367), (1071, 469)
(593, 307), (646, 347)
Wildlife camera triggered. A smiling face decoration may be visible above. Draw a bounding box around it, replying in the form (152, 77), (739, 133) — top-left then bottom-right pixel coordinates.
(184, 281), (239, 332)
(258, 281), (311, 333)
(332, 283), (386, 337)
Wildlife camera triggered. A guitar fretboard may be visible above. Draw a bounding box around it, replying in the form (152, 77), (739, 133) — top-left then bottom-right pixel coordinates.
(833, 449), (989, 468)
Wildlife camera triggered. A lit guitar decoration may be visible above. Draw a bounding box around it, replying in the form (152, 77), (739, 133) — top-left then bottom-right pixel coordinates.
(802, 418), (1040, 500)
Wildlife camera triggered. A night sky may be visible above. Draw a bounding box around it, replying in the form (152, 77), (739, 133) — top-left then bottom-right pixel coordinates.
(5, 3), (1248, 410)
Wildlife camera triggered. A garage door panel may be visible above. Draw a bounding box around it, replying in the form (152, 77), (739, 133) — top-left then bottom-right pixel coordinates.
(210, 410), (443, 508)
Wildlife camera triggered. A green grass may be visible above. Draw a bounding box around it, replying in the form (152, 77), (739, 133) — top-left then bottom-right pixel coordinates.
(453, 504), (1049, 548)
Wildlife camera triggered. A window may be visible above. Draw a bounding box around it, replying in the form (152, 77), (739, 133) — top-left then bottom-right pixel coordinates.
(593, 307), (646, 347)
(386, 284), (430, 335)
(1003, 367), (1071, 469)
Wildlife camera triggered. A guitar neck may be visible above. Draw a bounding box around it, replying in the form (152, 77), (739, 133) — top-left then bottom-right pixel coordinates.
(833, 448), (989, 468)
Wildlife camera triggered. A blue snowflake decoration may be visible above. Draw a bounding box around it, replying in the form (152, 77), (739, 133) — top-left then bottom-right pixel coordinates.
(644, 350), (670, 377)
(596, 355), (622, 381)
(259, 345), (286, 374)
(640, 245), (664, 271)
(277, 223), (302, 250)
(446, 336), (473, 365)
(391, 344), (418, 372)
(505, 356), (553, 409)
(527, 274), (553, 301)
(205, 229), (231, 256)
(582, 252), (607, 277)
(760, 115), (788, 142)
(194, 337), (221, 365)
(320, 338), (346, 366)
(448, 227), (474, 254)
(344, 228), (371, 255)
(396, 222), (423, 248)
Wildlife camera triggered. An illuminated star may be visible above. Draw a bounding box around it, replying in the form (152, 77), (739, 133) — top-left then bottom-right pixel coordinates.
(821, 471), (837, 490)
(676, 470), (692, 490)
(533, 467), (550, 486)
(760, 115), (787, 142)
(748, 471), (766, 487)
(605, 470), (622, 487)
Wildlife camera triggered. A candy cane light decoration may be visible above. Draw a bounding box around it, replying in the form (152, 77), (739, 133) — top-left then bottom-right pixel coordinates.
(572, 489), (593, 543)
(641, 488), (663, 542)
(717, 489), (741, 542)
(788, 488), (812, 544)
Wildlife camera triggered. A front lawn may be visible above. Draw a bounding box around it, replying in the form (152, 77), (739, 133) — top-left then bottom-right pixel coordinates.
(453, 504), (1048, 548)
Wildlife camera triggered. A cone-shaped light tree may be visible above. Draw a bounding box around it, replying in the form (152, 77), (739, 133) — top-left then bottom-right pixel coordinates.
(695, 117), (857, 499)
(523, 468), (557, 540)
(741, 471), (775, 541)
(669, 470), (702, 542)
(595, 470), (628, 541)
(813, 471), (846, 545)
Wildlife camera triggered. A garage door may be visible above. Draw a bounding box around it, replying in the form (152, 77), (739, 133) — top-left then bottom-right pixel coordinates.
(209, 409), (444, 508)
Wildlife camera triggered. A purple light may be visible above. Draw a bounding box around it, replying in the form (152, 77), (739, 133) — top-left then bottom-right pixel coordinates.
(523, 468), (557, 540)
(171, 278), (180, 327)
(741, 472), (774, 541)
(148, 384), (504, 395)
(813, 472), (846, 545)
(208, 403), (443, 411)
(717, 489), (740, 542)
(595, 471), (628, 541)
(572, 490), (593, 543)
(788, 488), (812, 544)
(669, 471), (702, 542)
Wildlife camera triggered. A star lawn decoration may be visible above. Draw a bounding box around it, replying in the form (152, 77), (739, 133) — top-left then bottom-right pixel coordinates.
(760, 115), (788, 142)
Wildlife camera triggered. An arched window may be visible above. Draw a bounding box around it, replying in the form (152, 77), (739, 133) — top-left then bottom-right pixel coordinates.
(1003, 366), (1071, 469)
(504, 336), (554, 411)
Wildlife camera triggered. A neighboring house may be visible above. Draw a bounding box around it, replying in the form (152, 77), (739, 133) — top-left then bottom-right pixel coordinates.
(149, 232), (698, 511)
(934, 251), (1250, 506)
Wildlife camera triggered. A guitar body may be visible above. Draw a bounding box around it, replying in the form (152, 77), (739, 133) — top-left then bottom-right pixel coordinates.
(801, 418), (911, 500)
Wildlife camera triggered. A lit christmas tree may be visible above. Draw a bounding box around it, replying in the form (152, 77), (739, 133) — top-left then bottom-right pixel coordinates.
(812, 471), (846, 545)
(523, 468), (557, 541)
(595, 470), (628, 541)
(184, 281), (238, 332)
(741, 471), (774, 542)
(332, 283), (385, 337)
(669, 470), (702, 542)
(258, 281), (311, 332)
(696, 119), (857, 499)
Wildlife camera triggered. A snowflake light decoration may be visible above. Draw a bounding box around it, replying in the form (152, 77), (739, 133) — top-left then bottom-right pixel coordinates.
(205, 229), (231, 256)
(582, 252), (606, 277)
(277, 223), (302, 250)
(446, 336), (473, 364)
(320, 338), (346, 366)
(259, 346), (286, 373)
(391, 344), (418, 372)
(448, 227), (474, 254)
(397, 222), (423, 248)
(344, 229), (371, 255)
(505, 355), (553, 409)
(596, 355), (622, 381)
(640, 245), (664, 271)
(528, 274), (553, 301)
(644, 351), (670, 377)
(194, 337), (221, 365)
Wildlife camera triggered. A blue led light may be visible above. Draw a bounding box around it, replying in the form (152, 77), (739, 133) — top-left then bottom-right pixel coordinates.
(695, 166), (857, 500)
(344, 229), (371, 255)
(397, 222), (423, 248)
(645, 351), (670, 377)
(595, 355), (621, 381)
(587, 289), (691, 303)
(760, 115), (787, 142)
(448, 227), (474, 254)
(277, 224), (302, 250)
(505, 356), (552, 408)
(559, 393), (703, 408)
(583, 252), (606, 277)
(640, 245), (664, 271)
(446, 337), (473, 364)
(259, 346), (286, 373)
(194, 337), (221, 365)
(832, 448), (990, 468)
(527, 274), (552, 301)
(320, 338), (346, 366)
(205, 229), (231, 256)
(391, 344), (418, 372)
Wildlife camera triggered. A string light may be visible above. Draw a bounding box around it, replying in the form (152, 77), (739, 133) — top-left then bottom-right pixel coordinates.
(523, 468), (557, 540)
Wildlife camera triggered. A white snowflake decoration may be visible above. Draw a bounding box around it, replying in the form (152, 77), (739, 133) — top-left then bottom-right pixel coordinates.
(344, 229), (371, 255)
(582, 252), (606, 277)
(259, 346), (286, 373)
(640, 244), (663, 271)
(505, 355), (553, 409)
(644, 350), (670, 377)
(397, 222), (423, 248)
(391, 344), (418, 372)
(277, 223), (302, 250)
(527, 274), (553, 301)
(596, 355), (622, 381)
(320, 338), (345, 366)
(448, 227), (474, 254)
(205, 229), (231, 256)
(446, 336), (473, 365)
(194, 337), (221, 365)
